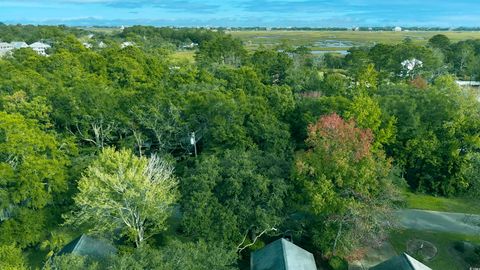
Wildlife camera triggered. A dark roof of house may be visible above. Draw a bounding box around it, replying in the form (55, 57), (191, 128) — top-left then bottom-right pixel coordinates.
(57, 234), (116, 259)
(251, 238), (317, 270)
(370, 253), (432, 270)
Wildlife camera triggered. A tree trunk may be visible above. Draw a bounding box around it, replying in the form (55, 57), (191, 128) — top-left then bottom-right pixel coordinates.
(333, 221), (343, 253)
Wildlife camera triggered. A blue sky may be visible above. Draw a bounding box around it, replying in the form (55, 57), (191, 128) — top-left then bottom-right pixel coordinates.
(1, 0), (480, 27)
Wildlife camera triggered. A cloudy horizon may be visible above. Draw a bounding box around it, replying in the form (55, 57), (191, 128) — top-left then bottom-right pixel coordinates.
(1, 0), (480, 27)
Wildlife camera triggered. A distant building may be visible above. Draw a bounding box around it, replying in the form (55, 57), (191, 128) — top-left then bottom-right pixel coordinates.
(394, 26), (402, 32)
(82, 42), (93, 49)
(0, 42), (13, 56)
(251, 238), (317, 270)
(0, 41), (33, 56)
(181, 42), (198, 49)
(456, 80), (480, 101)
(98, 41), (107, 48)
(11, 41), (28, 49)
(370, 253), (431, 270)
(121, 41), (135, 48)
(29, 42), (51, 56)
(455, 80), (480, 87)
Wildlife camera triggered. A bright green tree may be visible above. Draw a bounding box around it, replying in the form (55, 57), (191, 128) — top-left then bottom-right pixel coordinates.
(114, 240), (237, 270)
(0, 244), (28, 270)
(0, 111), (71, 247)
(66, 147), (178, 247)
(181, 149), (288, 246)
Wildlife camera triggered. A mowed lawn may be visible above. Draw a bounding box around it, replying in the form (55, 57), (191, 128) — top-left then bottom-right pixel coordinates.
(230, 30), (480, 50)
(387, 192), (480, 269)
(389, 229), (480, 270)
(170, 50), (196, 63)
(404, 191), (480, 215)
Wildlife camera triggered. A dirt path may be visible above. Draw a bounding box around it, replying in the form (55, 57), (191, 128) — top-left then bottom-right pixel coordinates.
(396, 209), (480, 235)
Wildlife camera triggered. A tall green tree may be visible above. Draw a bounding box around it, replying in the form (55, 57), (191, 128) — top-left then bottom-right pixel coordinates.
(114, 240), (237, 270)
(0, 112), (71, 247)
(66, 148), (178, 247)
(181, 149), (288, 246)
(378, 76), (480, 195)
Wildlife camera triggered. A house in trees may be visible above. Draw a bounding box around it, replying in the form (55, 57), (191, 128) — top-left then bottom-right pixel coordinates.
(455, 80), (480, 101)
(82, 42), (93, 49)
(29, 42), (51, 56)
(121, 41), (136, 48)
(0, 42), (13, 56)
(455, 80), (480, 88)
(57, 234), (116, 259)
(11, 41), (28, 49)
(251, 238), (317, 270)
(370, 253), (431, 270)
(0, 41), (37, 57)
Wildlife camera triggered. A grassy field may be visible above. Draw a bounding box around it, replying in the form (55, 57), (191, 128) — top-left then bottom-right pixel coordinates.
(389, 229), (480, 269)
(387, 193), (480, 269)
(404, 192), (480, 214)
(229, 30), (480, 50)
(170, 50), (195, 63)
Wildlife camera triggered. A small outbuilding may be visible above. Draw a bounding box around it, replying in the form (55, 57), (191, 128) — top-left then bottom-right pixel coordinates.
(251, 238), (317, 270)
(370, 253), (431, 270)
(57, 234), (116, 259)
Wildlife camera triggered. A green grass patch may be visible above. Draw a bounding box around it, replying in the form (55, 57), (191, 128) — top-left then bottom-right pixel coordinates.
(389, 229), (480, 270)
(404, 191), (480, 214)
(170, 50), (196, 63)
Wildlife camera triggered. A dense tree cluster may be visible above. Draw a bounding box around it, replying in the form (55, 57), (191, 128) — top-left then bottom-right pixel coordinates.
(0, 26), (479, 269)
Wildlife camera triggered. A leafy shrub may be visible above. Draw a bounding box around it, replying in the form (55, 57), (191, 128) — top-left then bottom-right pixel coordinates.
(328, 256), (348, 270)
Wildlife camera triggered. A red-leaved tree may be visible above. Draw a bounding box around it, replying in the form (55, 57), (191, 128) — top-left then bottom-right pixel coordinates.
(295, 113), (399, 259)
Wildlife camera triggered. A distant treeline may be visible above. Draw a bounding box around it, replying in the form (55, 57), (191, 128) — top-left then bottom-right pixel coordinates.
(0, 24), (87, 43)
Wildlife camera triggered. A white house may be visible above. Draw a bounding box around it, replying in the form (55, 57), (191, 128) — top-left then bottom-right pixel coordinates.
(29, 42), (51, 56)
(456, 81), (480, 102)
(121, 41), (135, 48)
(98, 41), (107, 48)
(181, 42), (198, 49)
(393, 26), (402, 32)
(11, 41), (28, 49)
(82, 42), (93, 49)
(455, 80), (480, 87)
(0, 42), (14, 56)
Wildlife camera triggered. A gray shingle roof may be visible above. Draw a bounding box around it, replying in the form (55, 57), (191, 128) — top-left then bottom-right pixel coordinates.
(370, 253), (432, 270)
(57, 234), (116, 259)
(251, 238), (317, 270)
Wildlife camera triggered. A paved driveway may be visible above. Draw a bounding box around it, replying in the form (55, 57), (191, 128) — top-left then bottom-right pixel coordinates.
(396, 209), (480, 235)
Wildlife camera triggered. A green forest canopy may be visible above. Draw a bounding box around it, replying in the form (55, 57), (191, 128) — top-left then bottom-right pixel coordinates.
(0, 25), (479, 269)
